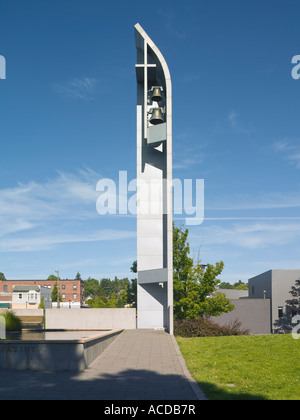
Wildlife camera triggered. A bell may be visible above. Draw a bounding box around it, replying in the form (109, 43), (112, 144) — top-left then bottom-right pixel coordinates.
(151, 87), (163, 102)
(150, 108), (164, 125)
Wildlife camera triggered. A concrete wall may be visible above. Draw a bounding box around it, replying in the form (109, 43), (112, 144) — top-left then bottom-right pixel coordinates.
(0, 330), (122, 371)
(0, 309), (43, 317)
(212, 299), (271, 335)
(45, 308), (136, 330)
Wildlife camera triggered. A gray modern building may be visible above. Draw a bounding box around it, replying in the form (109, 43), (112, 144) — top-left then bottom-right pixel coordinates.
(248, 269), (300, 333)
(212, 270), (299, 334)
(134, 24), (173, 333)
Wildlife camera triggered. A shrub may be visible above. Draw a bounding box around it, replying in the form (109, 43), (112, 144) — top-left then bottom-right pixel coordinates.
(2, 311), (22, 332)
(174, 317), (249, 337)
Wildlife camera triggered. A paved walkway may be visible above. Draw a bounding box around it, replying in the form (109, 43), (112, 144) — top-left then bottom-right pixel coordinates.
(0, 330), (207, 400)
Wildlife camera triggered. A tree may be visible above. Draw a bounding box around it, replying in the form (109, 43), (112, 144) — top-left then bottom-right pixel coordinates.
(117, 288), (128, 308)
(233, 280), (248, 290)
(87, 296), (109, 308)
(100, 278), (115, 298)
(84, 278), (105, 298)
(126, 279), (137, 307)
(173, 223), (234, 319)
(218, 280), (248, 290)
(286, 278), (300, 317)
(75, 272), (82, 280)
(274, 277), (300, 333)
(47, 274), (58, 281)
(109, 292), (117, 308)
(130, 260), (137, 274)
(0, 272), (6, 281)
(51, 282), (62, 303)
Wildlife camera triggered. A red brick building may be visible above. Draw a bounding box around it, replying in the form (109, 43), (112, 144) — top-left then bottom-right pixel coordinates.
(0, 278), (85, 309)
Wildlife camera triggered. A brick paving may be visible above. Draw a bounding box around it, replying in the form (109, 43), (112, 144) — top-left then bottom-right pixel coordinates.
(0, 330), (207, 400)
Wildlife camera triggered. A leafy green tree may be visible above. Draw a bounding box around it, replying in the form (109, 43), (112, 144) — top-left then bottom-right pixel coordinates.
(117, 288), (128, 307)
(109, 292), (117, 308)
(130, 260), (137, 274)
(126, 279), (137, 307)
(84, 278), (105, 298)
(100, 278), (115, 298)
(173, 223), (234, 319)
(0, 272), (6, 281)
(51, 282), (62, 303)
(75, 272), (82, 280)
(47, 274), (58, 281)
(87, 296), (109, 308)
(233, 280), (248, 290)
(218, 280), (248, 290)
(38, 296), (45, 309)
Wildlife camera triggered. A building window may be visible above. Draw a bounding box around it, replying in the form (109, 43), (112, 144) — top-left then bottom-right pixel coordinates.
(73, 294), (77, 300)
(62, 284), (66, 290)
(3, 285), (7, 292)
(278, 306), (283, 318)
(62, 293), (66, 299)
(73, 285), (77, 290)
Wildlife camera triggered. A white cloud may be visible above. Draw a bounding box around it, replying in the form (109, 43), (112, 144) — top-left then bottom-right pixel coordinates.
(273, 138), (300, 168)
(228, 110), (238, 128)
(0, 168), (100, 225)
(206, 190), (300, 211)
(227, 109), (253, 135)
(0, 168), (137, 253)
(0, 229), (135, 253)
(198, 221), (300, 249)
(53, 77), (98, 100)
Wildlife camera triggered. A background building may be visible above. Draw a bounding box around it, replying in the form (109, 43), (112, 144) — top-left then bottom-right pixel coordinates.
(0, 279), (84, 309)
(248, 269), (300, 333)
(212, 270), (300, 334)
(11, 285), (52, 309)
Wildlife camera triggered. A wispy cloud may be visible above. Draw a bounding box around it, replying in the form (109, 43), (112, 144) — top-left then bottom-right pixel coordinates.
(0, 229), (135, 253)
(227, 110), (253, 135)
(197, 220), (300, 250)
(0, 168), (137, 252)
(206, 190), (300, 211)
(0, 168), (100, 226)
(228, 110), (238, 128)
(173, 142), (205, 170)
(53, 77), (98, 100)
(273, 138), (300, 168)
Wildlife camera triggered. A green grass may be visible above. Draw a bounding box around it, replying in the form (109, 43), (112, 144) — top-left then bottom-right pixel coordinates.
(176, 334), (300, 400)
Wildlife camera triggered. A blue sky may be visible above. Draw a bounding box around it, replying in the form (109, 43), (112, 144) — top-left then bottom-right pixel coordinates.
(1, 0), (300, 283)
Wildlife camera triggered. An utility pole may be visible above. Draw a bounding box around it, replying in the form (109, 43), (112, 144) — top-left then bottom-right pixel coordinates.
(55, 270), (60, 308)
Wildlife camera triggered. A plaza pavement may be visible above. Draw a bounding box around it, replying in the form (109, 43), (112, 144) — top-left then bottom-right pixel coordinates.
(0, 329), (207, 400)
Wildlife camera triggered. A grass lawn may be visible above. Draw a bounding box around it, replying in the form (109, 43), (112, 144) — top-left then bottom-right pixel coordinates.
(176, 334), (300, 400)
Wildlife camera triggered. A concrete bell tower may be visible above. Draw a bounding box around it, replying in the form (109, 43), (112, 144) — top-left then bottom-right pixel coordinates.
(134, 24), (173, 334)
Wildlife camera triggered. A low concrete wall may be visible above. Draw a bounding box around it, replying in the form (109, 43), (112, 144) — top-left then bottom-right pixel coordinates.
(0, 309), (43, 316)
(45, 308), (136, 330)
(211, 299), (271, 335)
(0, 330), (122, 371)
